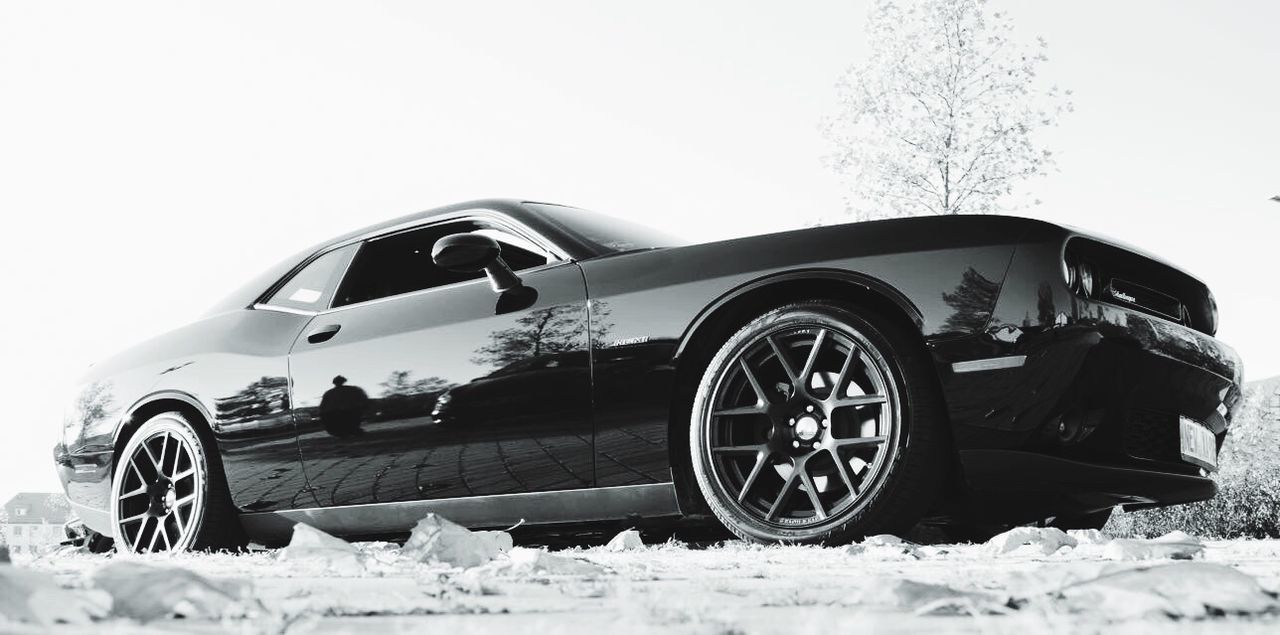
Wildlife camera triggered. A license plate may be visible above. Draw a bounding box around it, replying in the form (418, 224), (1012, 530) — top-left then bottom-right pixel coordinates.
(1179, 416), (1217, 470)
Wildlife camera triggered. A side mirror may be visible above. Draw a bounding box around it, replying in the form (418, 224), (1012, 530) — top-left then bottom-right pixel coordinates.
(431, 233), (522, 292)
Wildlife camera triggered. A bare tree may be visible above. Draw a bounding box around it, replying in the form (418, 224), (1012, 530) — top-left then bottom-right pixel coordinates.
(824, 0), (1070, 220)
(471, 305), (588, 369)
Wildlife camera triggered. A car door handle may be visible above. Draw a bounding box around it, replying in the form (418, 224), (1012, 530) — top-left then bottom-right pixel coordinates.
(306, 324), (342, 344)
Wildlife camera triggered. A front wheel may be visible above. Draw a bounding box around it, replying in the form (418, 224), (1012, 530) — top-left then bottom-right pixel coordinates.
(689, 302), (947, 544)
(109, 412), (243, 553)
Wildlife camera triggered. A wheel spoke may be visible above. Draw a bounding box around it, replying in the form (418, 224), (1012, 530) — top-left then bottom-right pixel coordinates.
(737, 452), (771, 503)
(171, 467), (196, 482)
(147, 518), (161, 552)
(831, 345), (858, 399)
(174, 493), (197, 508)
(799, 329), (828, 388)
(766, 469), (800, 521)
(158, 433), (171, 476)
(711, 443), (768, 455)
(798, 467), (826, 520)
(131, 516), (151, 552)
(119, 511), (150, 525)
(833, 435), (887, 449)
(713, 405), (767, 417)
(173, 506), (187, 535)
(141, 442), (162, 473)
(767, 335), (799, 383)
(129, 458), (152, 485)
(739, 359), (770, 405)
(120, 484), (148, 499)
(830, 448), (859, 496)
(831, 394), (887, 410)
(160, 518), (172, 551)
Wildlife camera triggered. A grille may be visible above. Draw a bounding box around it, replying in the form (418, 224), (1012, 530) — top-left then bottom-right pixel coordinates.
(1068, 237), (1215, 335)
(1104, 278), (1187, 325)
(1124, 409), (1181, 463)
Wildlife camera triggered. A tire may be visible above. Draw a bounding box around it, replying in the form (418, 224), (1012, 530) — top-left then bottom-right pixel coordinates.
(689, 301), (947, 544)
(109, 412), (244, 553)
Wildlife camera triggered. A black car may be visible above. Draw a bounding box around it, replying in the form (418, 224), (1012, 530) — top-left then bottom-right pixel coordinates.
(54, 200), (1243, 552)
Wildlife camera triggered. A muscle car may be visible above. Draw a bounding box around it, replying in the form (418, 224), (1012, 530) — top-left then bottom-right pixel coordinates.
(54, 200), (1243, 551)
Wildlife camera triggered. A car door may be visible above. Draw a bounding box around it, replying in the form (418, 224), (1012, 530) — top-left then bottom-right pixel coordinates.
(286, 215), (594, 508)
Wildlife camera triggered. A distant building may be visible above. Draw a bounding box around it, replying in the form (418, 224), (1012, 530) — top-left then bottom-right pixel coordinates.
(2, 493), (72, 554)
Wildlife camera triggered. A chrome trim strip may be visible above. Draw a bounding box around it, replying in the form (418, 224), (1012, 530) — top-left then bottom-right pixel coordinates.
(951, 355), (1028, 373)
(343, 210), (571, 264)
(239, 484), (681, 540)
(252, 303), (318, 316)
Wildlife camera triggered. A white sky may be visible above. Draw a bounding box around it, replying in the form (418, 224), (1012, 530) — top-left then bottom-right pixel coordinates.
(1, 1), (1276, 502)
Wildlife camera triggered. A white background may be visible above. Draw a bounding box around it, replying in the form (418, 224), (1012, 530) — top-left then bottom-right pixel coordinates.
(1, 0), (1276, 502)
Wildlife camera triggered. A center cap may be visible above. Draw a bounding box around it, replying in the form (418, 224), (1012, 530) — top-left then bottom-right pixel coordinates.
(794, 415), (821, 441)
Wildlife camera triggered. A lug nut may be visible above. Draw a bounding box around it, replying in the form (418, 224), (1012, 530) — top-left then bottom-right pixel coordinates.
(806, 405), (815, 413)
(789, 418), (796, 426)
(792, 440), (800, 448)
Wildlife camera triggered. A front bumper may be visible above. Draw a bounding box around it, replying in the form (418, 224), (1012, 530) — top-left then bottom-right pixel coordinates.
(933, 297), (1242, 523)
(957, 450), (1216, 522)
(53, 442), (114, 536)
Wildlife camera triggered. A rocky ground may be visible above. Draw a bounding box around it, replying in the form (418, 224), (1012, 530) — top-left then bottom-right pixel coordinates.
(3, 518), (1280, 633)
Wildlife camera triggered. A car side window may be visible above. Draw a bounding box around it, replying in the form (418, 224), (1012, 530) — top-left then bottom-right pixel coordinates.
(263, 244), (358, 311)
(332, 219), (555, 308)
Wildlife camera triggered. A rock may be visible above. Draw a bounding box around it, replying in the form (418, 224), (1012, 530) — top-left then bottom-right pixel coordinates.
(1103, 531), (1203, 561)
(492, 548), (608, 577)
(93, 561), (260, 622)
(860, 578), (1010, 615)
(1056, 562), (1276, 618)
(1066, 529), (1111, 546)
(864, 534), (906, 546)
(985, 527), (1077, 556)
(401, 513), (513, 568)
(845, 534), (922, 559)
(281, 523), (362, 574)
(605, 530), (644, 552)
(0, 566), (109, 625)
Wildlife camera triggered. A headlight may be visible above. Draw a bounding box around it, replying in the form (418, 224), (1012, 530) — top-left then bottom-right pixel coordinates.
(1062, 256), (1077, 290)
(1077, 263), (1095, 297)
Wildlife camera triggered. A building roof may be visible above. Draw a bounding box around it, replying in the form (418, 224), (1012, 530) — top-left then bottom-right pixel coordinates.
(3, 493), (72, 525)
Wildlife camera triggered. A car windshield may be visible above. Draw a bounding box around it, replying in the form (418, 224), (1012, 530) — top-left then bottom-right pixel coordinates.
(526, 203), (690, 253)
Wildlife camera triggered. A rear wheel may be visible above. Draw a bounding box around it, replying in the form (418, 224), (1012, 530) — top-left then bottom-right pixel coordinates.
(689, 302), (947, 544)
(110, 412), (243, 553)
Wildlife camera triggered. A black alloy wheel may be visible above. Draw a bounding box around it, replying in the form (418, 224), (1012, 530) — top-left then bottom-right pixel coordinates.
(690, 301), (947, 544)
(110, 412), (243, 553)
